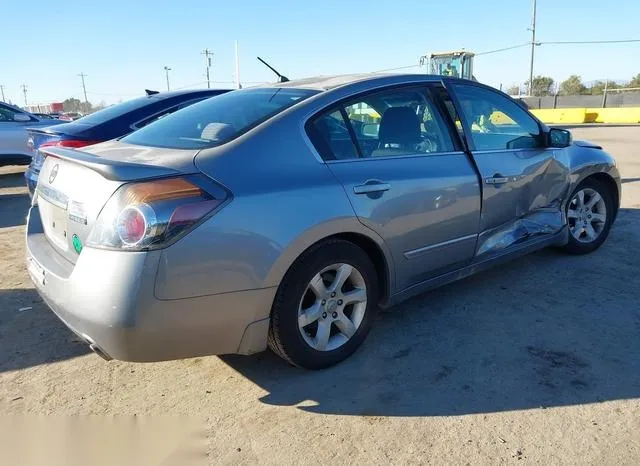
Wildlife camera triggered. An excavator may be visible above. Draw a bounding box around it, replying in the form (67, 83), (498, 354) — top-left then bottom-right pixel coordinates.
(427, 50), (477, 81)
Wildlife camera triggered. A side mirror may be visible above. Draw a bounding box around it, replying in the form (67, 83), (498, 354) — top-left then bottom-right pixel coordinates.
(362, 123), (379, 138)
(548, 127), (572, 148)
(13, 113), (32, 122)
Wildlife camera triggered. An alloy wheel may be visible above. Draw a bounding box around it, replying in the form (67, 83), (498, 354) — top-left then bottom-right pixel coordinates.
(297, 263), (367, 352)
(567, 187), (607, 243)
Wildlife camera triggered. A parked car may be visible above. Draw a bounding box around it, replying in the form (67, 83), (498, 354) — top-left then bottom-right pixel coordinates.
(32, 113), (57, 120)
(24, 89), (231, 196)
(59, 112), (83, 121)
(26, 74), (620, 369)
(0, 102), (65, 166)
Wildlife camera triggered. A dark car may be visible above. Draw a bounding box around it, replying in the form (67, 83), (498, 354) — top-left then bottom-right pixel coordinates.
(25, 88), (230, 195)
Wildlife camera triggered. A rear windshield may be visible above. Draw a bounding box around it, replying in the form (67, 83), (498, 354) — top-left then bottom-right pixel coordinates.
(77, 95), (160, 124)
(121, 88), (319, 149)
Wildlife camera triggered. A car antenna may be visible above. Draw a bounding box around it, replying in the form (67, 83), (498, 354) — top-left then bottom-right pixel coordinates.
(145, 89), (160, 96)
(257, 57), (289, 83)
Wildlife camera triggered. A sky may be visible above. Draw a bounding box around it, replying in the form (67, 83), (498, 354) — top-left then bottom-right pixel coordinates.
(1, 0), (639, 106)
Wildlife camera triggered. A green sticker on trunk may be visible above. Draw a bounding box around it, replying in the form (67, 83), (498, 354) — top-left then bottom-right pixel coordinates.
(72, 234), (83, 254)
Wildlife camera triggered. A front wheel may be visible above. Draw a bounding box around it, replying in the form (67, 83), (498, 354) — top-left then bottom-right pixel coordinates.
(268, 240), (378, 369)
(562, 178), (614, 255)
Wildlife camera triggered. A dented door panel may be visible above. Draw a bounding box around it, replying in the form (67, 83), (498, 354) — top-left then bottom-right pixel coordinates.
(471, 147), (570, 258)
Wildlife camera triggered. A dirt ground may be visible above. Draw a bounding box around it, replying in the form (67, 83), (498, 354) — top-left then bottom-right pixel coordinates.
(1, 126), (639, 465)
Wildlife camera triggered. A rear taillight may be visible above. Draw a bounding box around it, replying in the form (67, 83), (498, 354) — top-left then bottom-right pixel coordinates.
(40, 139), (100, 149)
(86, 175), (229, 251)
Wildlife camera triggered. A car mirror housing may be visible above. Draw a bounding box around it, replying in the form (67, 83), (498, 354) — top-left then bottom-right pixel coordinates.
(548, 127), (572, 148)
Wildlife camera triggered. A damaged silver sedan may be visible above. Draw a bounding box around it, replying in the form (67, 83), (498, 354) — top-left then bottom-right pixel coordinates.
(26, 74), (620, 369)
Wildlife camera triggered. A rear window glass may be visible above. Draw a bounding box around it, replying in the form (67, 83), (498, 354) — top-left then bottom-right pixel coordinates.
(77, 96), (161, 125)
(121, 88), (319, 149)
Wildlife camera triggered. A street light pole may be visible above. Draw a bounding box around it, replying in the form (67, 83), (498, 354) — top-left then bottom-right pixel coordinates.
(164, 66), (172, 91)
(528, 0), (537, 96)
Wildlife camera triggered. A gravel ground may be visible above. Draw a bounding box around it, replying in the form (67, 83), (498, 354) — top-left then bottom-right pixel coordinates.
(1, 126), (639, 465)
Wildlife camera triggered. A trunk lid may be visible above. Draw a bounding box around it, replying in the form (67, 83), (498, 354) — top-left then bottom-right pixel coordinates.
(35, 142), (199, 264)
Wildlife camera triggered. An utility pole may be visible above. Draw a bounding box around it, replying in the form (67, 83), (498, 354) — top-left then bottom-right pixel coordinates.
(0, 85), (5, 102)
(21, 84), (28, 107)
(234, 41), (241, 89)
(78, 72), (89, 104)
(527, 0), (538, 96)
(202, 49), (213, 88)
(163, 66), (172, 91)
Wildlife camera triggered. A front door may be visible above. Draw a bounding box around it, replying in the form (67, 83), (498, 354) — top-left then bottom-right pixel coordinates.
(307, 85), (481, 292)
(444, 82), (569, 258)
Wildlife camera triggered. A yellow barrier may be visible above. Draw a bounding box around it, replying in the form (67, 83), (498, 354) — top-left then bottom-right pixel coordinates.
(530, 108), (586, 124)
(585, 108), (640, 124)
(530, 107), (640, 124)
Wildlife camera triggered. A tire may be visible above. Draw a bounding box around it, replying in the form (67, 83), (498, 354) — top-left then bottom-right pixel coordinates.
(268, 239), (378, 369)
(561, 177), (615, 255)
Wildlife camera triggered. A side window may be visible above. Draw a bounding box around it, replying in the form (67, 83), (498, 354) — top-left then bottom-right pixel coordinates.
(308, 87), (455, 161)
(309, 111), (359, 161)
(451, 84), (542, 151)
(0, 105), (19, 122)
(134, 98), (209, 129)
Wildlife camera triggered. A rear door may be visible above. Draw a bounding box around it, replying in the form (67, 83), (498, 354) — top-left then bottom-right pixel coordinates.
(443, 82), (569, 258)
(0, 103), (37, 158)
(307, 84), (481, 292)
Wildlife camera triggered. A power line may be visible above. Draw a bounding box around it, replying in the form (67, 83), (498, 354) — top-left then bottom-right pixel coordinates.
(541, 39), (640, 45)
(476, 42), (530, 56)
(373, 64), (421, 73)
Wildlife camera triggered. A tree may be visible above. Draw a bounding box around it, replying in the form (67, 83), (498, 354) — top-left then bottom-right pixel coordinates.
(589, 80), (618, 95)
(506, 85), (521, 96)
(62, 97), (97, 114)
(629, 73), (640, 88)
(559, 75), (586, 95)
(526, 76), (554, 96)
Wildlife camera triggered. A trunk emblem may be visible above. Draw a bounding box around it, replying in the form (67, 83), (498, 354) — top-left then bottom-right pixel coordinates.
(49, 164), (59, 184)
(72, 234), (83, 254)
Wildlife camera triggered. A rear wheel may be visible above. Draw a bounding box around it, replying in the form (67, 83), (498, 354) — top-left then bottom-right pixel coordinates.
(268, 240), (378, 369)
(562, 178), (614, 254)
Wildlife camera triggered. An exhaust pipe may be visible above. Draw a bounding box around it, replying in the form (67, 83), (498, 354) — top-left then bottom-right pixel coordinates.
(82, 334), (112, 361)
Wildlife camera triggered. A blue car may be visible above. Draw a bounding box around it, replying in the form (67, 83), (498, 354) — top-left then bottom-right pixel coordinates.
(25, 88), (230, 196)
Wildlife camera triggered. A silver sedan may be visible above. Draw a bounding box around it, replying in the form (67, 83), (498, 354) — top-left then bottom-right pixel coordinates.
(0, 102), (64, 166)
(26, 74), (620, 369)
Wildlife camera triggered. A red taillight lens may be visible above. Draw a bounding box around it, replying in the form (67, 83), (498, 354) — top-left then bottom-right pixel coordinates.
(40, 139), (101, 149)
(116, 206), (150, 246)
(86, 176), (229, 251)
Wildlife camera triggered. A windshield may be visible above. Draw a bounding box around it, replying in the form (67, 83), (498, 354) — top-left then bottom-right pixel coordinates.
(121, 88), (319, 149)
(76, 95), (159, 125)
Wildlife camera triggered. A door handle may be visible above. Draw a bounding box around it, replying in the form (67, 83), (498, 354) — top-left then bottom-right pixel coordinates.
(353, 182), (391, 195)
(485, 174), (509, 185)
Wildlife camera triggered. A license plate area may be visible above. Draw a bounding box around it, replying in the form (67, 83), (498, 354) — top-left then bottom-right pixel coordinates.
(38, 196), (70, 252)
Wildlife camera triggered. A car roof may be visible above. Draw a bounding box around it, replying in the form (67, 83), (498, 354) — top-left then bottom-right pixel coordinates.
(266, 73), (444, 91)
(148, 88), (231, 100)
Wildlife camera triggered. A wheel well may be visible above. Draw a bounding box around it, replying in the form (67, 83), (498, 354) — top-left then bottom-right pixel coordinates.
(328, 232), (390, 303)
(587, 173), (620, 220)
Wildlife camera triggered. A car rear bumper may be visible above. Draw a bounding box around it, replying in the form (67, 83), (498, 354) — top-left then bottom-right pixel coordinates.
(25, 207), (276, 362)
(24, 165), (38, 198)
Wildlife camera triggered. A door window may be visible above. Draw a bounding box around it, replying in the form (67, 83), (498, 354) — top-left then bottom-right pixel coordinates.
(0, 104), (23, 122)
(308, 87), (456, 161)
(451, 84), (542, 151)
